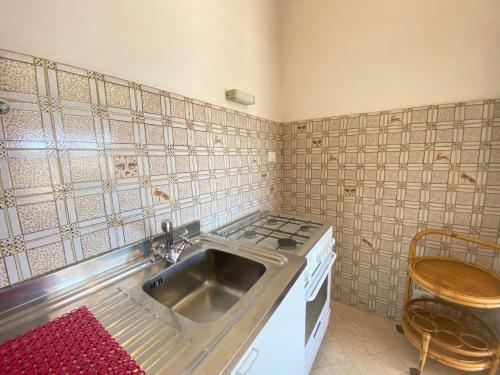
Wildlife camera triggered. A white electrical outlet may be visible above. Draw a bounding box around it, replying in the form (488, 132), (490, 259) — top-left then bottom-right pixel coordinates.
(268, 151), (276, 163)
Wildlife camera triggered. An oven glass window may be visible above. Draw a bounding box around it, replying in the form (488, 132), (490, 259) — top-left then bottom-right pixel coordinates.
(305, 275), (328, 345)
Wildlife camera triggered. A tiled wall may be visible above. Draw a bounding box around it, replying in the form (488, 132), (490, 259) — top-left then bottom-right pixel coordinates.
(1, 47), (499, 324)
(282, 99), (500, 319)
(0, 49), (282, 287)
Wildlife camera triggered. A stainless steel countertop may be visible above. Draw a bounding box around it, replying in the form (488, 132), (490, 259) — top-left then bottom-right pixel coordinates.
(0, 223), (308, 375)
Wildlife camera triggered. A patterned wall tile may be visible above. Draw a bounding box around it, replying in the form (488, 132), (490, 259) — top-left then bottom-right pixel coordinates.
(0, 49), (282, 287)
(60, 114), (97, 143)
(118, 189), (142, 212)
(2, 109), (46, 141)
(17, 201), (59, 233)
(0, 57), (37, 94)
(69, 152), (103, 183)
(109, 120), (135, 144)
(145, 124), (164, 145)
(170, 97), (186, 118)
(75, 193), (105, 221)
(113, 155), (139, 178)
(141, 90), (161, 114)
(8, 150), (53, 189)
(80, 229), (111, 258)
(27, 242), (66, 276)
(123, 220), (146, 244)
(56, 71), (90, 102)
(104, 82), (131, 109)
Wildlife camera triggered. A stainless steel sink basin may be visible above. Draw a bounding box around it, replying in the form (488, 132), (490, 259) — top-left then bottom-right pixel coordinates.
(143, 249), (266, 323)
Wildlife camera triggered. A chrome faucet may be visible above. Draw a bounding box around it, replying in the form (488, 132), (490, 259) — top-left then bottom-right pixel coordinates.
(151, 220), (193, 263)
(161, 219), (175, 252)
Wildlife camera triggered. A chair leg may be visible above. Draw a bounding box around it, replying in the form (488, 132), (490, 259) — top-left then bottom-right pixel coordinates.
(488, 355), (498, 375)
(415, 332), (431, 375)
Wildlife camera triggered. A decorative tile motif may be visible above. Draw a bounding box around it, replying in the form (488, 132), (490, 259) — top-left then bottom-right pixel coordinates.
(153, 188), (170, 203)
(27, 242), (66, 276)
(113, 155), (138, 178)
(0, 58), (37, 94)
(57, 71), (90, 102)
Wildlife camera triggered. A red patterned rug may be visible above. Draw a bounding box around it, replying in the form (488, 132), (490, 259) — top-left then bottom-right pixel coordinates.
(0, 306), (145, 374)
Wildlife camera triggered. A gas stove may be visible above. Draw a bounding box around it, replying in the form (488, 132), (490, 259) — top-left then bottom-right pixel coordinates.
(213, 211), (336, 374)
(213, 212), (324, 253)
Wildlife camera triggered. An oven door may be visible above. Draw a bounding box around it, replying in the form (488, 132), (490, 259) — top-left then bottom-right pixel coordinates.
(305, 255), (333, 345)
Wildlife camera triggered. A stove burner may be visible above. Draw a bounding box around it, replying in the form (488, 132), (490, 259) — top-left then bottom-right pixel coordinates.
(266, 218), (278, 225)
(243, 230), (257, 239)
(278, 238), (297, 250)
(299, 225), (311, 232)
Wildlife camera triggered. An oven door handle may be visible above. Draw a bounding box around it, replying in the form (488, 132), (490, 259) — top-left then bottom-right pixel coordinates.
(306, 254), (335, 302)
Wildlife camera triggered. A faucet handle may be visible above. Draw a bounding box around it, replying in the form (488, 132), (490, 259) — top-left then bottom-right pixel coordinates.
(179, 229), (192, 245)
(150, 247), (162, 262)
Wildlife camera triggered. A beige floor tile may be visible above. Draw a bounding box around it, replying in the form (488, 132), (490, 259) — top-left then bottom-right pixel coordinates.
(328, 361), (363, 375)
(372, 326), (412, 350)
(335, 335), (372, 360)
(352, 355), (389, 375)
(321, 340), (350, 364)
(347, 315), (377, 336)
(358, 331), (390, 354)
(317, 303), (488, 375)
(375, 348), (413, 375)
(324, 319), (356, 341)
(310, 366), (332, 375)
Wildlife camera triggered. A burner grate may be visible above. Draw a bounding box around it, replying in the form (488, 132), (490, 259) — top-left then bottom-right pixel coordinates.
(215, 213), (322, 252)
(242, 230), (257, 239)
(278, 238), (298, 250)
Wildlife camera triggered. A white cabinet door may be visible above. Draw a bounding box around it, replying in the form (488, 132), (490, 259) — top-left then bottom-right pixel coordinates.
(232, 273), (305, 375)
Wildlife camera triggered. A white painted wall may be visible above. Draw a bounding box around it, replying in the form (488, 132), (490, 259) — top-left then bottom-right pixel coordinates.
(0, 0), (281, 121)
(278, 0), (500, 121)
(2, 1), (499, 123)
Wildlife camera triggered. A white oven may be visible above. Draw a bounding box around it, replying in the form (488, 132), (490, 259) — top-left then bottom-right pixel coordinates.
(304, 234), (336, 374)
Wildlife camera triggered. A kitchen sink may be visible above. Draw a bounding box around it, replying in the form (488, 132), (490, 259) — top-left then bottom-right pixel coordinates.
(143, 249), (266, 323)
